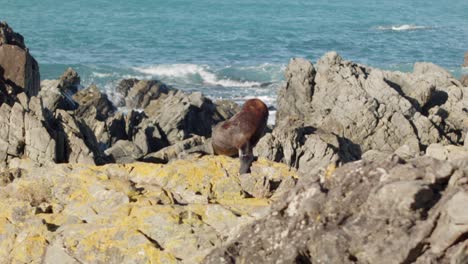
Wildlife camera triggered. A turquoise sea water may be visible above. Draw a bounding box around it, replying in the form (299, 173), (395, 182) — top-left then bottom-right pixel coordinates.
(2, 0), (468, 108)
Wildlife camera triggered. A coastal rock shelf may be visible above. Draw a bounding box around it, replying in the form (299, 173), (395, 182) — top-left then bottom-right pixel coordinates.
(0, 22), (467, 264)
(204, 156), (468, 264)
(256, 52), (468, 174)
(0, 156), (297, 263)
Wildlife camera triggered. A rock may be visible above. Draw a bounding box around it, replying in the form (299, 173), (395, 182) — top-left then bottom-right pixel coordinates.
(38, 68), (81, 112)
(73, 84), (115, 121)
(104, 140), (143, 163)
(129, 118), (168, 155)
(0, 21), (25, 49)
(276, 57), (315, 122)
(0, 156), (298, 263)
(426, 84), (468, 144)
(58, 67), (80, 94)
(112, 78), (140, 107)
(50, 109), (96, 164)
(143, 90), (235, 145)
(0, 98), (56, 167)
(275, 52), (466, 163)
(0, 22), (39, 98)
(124, 79), (170, 109)
(214, 99), (241, 121)
(142, 135), (207, 163)
(254, 118), (360, 176)
(426, 143), (468, 161)
(203, 156), (468, 264)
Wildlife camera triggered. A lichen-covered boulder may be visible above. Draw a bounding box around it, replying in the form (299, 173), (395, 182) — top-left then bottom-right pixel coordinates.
(0, 156), (298, 263)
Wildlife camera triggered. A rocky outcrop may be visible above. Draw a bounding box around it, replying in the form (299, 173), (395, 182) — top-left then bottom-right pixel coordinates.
(116, 79), (239, 155)
(0, 156), (297, 263)
(0, 21), (25, 49)
(0, 22), (39, 98)
(203, 155), (468, 264)
(255, 118), (360, 176)
(0, 98), (56, 167)
(270, 53), (467, 175)
(39, 68), (80, 112)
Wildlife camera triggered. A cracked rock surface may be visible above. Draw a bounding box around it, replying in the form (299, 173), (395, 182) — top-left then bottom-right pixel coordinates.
(256, 52), (467, 176)
(203, 156), (468, 264)
(0, 156), (297, 263)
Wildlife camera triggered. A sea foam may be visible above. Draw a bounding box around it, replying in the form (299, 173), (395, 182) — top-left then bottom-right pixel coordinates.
(376, 24), (431, 31)
(133, 64), (263, 88)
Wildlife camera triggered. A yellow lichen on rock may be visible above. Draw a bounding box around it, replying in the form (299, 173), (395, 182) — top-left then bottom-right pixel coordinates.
(0, 155), (298, 263)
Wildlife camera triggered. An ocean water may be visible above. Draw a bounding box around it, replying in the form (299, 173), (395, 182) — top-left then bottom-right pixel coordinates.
(2, 0), (468, 113)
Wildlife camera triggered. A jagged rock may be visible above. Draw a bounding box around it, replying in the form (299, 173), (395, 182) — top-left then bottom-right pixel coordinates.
(58, 67), (80, 94)
(426, 143), (468, 161)
(52, 109), (96, 164)
(0, 98), (56, 167)
(0, 22), (39, 98)
(427, 84), (468, 143)
(112, 78), (140, 107)
(131, 118), (169, 155)
(143, 135), (207, 163)
(0, 22), (25, 48)
(203, 156), (468, 264)
(124, 79), (170, 109)
(105, 78), (239, 158)
(0, 156), (298, 263)
(73, 84), (115, 121)
(276, 52), (466, 162)
(143, 90), (231, 145)
(104, 140), (143, 163)
(39, 68), (81, 112)
(255, 118), (359, 176)
(214, 99), (241, 121)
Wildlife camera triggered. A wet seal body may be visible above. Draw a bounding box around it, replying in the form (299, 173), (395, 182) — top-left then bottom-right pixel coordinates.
(212, 98), (268, 173)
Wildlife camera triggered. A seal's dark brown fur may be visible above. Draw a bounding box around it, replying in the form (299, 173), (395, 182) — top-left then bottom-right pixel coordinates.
(212, 98), (268, 173)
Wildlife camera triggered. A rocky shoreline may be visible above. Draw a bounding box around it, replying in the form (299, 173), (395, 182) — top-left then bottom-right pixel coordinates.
(1, 22), (467, 263)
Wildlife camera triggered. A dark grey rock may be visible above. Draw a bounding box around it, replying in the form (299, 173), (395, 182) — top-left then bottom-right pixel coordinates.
(0, 98), (56, 167)
(58, 67), (80, 94)
(124, 79), (170, 109)
(0, 21), (25, 49)
(276, 52), (466, 163)
(142, 135), (207, 163)
(104, 140), (143, 163)
(0, 23), (39, 98)
(73, 84), (115, 121)
(203, 156), (468, 264)
(112, 78), (140, 107)
(254, 118), (359, 176)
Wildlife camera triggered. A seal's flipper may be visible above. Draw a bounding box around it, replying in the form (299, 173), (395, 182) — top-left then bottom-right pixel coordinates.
(239, 143), (254, 174)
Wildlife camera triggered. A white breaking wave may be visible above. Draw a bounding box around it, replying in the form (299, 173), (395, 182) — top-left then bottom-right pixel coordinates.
(376, 24), (431, 31)
(133, 64), (263, 88)
(91, 72), (113, 78)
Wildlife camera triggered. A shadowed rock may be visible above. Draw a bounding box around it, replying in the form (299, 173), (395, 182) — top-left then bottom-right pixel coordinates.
(203, 156), (468, 264)
(0, 22), (39, 98)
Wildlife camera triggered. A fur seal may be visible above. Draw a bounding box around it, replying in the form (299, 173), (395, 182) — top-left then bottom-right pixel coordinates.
(211, 98), (269, 173)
